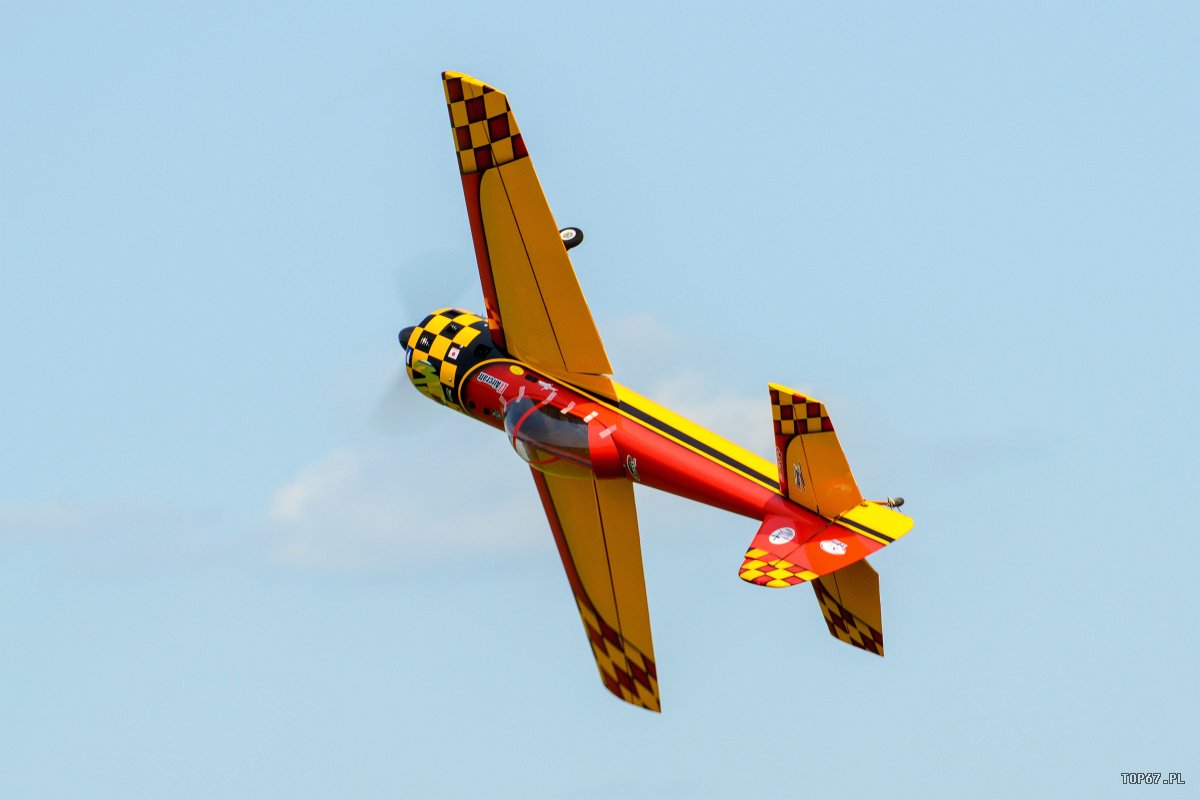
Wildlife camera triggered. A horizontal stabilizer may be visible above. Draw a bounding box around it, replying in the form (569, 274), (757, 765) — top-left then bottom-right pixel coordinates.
(738, 513), (890, 588)
(838, 500), (914, 545)
(812, 558), (885, 656)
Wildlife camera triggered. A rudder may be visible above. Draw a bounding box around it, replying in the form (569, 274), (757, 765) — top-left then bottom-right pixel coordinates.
(769, 383), (862, 518)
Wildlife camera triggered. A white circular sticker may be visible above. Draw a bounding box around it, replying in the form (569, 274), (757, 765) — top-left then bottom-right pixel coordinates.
(819, 539), (848, 556)
(768, 527), (796, 545)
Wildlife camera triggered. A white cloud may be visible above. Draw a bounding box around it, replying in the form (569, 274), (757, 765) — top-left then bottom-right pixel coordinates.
(269, 447), (360, 523)
(263, 313), (781, 572)
(264, 428), (545, 572)
(602, 312), (685, 354)
(0, 498), (215, 574)
(603, 313), (778, 458)
(267, 324), (933, 574)
(647, 370), (774, 462)
(0, 499), (201, 539)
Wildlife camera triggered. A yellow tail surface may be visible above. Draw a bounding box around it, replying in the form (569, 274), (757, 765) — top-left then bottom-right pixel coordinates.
(769, 383), (862, 518)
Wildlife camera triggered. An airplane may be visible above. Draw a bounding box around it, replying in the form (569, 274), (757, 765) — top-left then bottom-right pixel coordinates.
(397, 71), (914, 712)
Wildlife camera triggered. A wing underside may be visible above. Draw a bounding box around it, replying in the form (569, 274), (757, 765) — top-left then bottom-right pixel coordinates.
(530, 470), (659, 711)
(443, 71), (616, 400)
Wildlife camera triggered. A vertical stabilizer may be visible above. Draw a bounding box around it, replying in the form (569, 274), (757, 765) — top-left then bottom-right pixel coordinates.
(769, 384), (862, 518)
(812, 558), (884, 655)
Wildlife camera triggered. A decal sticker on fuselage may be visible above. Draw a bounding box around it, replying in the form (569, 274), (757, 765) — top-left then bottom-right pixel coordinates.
(625, 455), (640, 482)
(476, 372), (509, 394)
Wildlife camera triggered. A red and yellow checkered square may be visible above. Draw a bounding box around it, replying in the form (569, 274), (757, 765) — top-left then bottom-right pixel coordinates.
(575, 595), (659, 712)
(738, 547), (819, 588)
(443, 72), (528, 175)
(770, 386), (834, 437)
(813, 578), (884, 655)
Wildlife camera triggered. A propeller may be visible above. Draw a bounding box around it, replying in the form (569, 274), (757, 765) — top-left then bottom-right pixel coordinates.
(394, 248), (482, 323)
(372, 249), (481, 431)
(370, 368), (426, 432)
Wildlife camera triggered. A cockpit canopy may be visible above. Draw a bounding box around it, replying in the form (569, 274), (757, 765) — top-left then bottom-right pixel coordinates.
(503, 398), (593, 478)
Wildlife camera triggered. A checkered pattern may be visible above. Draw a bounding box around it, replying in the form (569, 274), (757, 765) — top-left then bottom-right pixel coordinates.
(443, 72), (528, 175)
(409, 360), (444, 405)
(405, 308), (488, 407)
(575, 593), (659, 711)
(813, 577), (884, 655)
(770, 387), (834, 437)
(738, 547), (819, 588)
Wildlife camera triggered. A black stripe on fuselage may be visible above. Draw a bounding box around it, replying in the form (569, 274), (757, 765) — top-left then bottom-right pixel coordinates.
(836, 515), (895, 544)
(615, 400), (778, 489)
(454, 356), (778, 491)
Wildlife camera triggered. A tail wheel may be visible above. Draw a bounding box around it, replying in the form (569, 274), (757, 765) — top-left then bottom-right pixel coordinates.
(559, 227), (583, 250)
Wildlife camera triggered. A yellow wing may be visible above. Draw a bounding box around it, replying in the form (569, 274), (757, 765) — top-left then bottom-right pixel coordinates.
(442, 71), (615, 400)
(530, 469), (660, 711)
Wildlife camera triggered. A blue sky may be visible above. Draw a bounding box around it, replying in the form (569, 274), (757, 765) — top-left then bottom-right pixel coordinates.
(2, 2), (1197, 797)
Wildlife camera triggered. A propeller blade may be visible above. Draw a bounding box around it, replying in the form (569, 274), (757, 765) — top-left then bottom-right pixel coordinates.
(395, 249), (482, 322)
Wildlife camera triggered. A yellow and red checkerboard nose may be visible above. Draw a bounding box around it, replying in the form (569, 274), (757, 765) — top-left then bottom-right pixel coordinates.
(405, 308), (491, 408)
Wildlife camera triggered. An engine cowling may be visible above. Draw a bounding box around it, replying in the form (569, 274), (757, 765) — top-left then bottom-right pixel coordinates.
(399, 308), (495, 411)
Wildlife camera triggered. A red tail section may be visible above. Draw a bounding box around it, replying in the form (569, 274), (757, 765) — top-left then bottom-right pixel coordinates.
(738, 512), (888, 588)
(740, 384), (915, 589)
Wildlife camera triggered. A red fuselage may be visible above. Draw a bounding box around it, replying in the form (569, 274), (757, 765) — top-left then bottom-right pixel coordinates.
(459, 358), (831, 540)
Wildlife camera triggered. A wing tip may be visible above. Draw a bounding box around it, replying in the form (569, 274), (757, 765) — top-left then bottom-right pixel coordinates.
(442, 72), (524, 175)
(597, 660), (661, 712)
